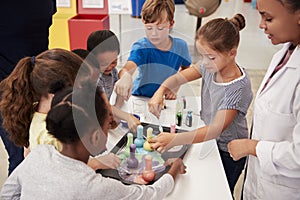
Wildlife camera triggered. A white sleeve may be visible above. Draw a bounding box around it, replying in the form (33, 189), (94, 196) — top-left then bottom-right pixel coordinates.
(1, 172), (21, 200)
(256, 84), (300, 177)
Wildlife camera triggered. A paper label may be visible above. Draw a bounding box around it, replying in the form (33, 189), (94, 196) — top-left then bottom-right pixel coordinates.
(57, 0), (71, 7)
(108, 0), (132, 14)
(82, 0), (104, 8)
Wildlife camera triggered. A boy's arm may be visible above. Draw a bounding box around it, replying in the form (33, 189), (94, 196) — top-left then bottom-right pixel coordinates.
(115, 61), (137, 100)
(118, 61), (137, 77)
(179, 65), (190, 71)
(114, 94), (124, 108)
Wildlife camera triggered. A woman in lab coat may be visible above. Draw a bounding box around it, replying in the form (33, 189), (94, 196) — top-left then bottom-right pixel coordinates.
(228, 0), (300, 199)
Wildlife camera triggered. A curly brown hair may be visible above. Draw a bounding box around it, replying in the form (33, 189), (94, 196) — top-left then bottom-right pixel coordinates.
(0, 48), (85, 147)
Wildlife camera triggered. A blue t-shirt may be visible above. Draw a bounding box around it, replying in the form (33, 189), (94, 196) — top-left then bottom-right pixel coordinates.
(128, 36), (191, 97)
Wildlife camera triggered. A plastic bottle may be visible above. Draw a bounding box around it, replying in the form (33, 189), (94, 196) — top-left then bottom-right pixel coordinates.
(125, 133), (133, 156)
(134, 125), (145, 148)
(168, 123), (182, 152)
(142, 155), (155, 182)
(127, 144), (139, 168)
(170, 123), (176, 134)
(143, 127), (153, 151)
(185, 111), (193, 127)
(176, 111), (182, 126)
(175, 99), (183, 126)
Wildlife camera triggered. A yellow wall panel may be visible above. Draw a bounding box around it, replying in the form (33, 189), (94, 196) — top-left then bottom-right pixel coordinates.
(49, 0), (77, 50)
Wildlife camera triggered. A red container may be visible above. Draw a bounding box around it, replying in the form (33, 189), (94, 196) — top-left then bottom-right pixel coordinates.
(68, 14), (109, 50)
(68, 0), (110, 50)
(243, 0), (251, 2)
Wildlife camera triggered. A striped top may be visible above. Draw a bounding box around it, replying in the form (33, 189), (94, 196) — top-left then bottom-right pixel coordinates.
(200, 64), (253, 152)
(97, 68), (118, 100)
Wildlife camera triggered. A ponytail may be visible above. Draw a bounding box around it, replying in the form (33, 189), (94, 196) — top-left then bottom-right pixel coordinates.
(0, 48), (84, 147)
(0, 57), (36, 147)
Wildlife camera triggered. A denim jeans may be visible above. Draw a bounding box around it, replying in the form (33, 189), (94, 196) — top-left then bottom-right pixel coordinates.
(219, 149), (246, 196)
(0, 115), (24, 175)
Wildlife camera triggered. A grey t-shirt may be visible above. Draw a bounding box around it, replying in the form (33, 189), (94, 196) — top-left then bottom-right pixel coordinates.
(200, 64), (253, 152)
(97, 68), (119, 100)
(1, 145), (174, 200)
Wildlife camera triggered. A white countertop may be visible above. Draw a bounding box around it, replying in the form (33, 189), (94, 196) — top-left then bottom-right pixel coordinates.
(107, 96), (232, 200)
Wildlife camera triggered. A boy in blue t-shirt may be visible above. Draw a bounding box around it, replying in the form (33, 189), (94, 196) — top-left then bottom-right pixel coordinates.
(115, 0), (191, 100)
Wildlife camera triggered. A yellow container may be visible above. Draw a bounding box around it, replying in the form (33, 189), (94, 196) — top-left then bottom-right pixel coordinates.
(49, 0), (77, 50)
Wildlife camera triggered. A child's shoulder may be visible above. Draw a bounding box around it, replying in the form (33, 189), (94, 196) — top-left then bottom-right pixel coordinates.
(134, 37), (152, 46)
(170, 36), (189, 49)
(171, 36), (188, 44)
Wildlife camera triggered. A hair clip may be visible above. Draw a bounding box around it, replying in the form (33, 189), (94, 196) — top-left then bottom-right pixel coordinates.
(31, 56), (35, 67)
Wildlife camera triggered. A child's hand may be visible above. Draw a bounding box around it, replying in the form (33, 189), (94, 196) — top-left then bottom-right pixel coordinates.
(165, 158), (187, 180)
(228, 139), (258, 161)
(110, 119), (118, 130)
(114, 72), (132, 101)
(148, 132), (176, 153)
(126, 114), (141, 133)
(148, 92), (164, 118)
(114, 95), (124, 108)
(164, 89), (177, 100)
(89, 153), (120, 170)
(165, 158), (186, 174)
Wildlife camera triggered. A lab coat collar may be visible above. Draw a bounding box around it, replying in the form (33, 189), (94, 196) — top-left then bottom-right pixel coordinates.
(273, 43), (299, 70)
(286, 44), (300, 69)
(257, 43), (300, 96)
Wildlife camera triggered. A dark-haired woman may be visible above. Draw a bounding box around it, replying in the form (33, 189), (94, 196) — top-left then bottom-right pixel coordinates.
(228, 0), (300, 199)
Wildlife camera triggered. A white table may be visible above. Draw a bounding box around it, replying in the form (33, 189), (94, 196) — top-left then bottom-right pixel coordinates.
(107, 96), (232, 200)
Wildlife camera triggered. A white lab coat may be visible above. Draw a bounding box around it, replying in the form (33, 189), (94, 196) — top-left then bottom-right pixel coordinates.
(244, 43), (300, 200)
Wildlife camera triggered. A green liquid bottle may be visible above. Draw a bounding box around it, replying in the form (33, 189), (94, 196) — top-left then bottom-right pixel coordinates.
(176, 111), (182, 126)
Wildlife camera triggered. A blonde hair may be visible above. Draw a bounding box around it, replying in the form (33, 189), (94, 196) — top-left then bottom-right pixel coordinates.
(141, 0), (175, 24)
